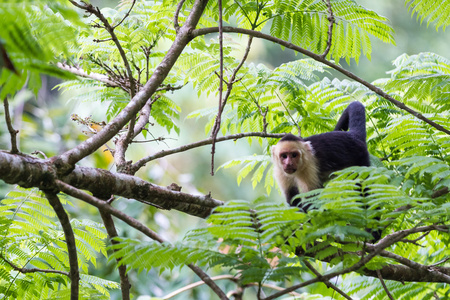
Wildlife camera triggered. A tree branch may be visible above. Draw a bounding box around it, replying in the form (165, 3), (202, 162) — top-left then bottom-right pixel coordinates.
(376, 269), (394, 300)
(71, 1), (136, 96)
(321, 0), (335, 59)
(3, 98), (19, 154)
(113, 0), (136, 29)
(131, 132), (284, 173)
(43, 191), (79, 300)
(191, 26), (450, 136)
(210, 0), (225, 175)
(56, 180), (228, 299)
(99, 211), (131, 300)
(56, 62), (120, 87)
(303, 260), (353, 300)
(56, 0), (210, 172)
(0, 252), (69, 276)
(0, 151), (223, 218)
(210, 36), (254, 175)
(174, 0), (187, 31)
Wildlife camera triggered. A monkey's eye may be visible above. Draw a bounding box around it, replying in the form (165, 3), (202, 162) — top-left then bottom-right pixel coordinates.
(292, 153), (298, 158)
(280, 154), (288, 159)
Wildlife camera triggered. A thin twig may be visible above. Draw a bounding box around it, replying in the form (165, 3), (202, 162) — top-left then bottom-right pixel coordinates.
(174, 0), (187, 31)
(43, 191), (79, 300)
(57, 0), (209, 170)
(113, 0), (136, 29)
(0, 252), (69, 276)
(400, 231), (430, 245)
(191, 26), (450, 136)
(70, 1), (136, 96)
(376, 269), (394, 300)
(163, 275), (236, 299)
(321, 0), (335, 58)
(303, 260), (353, 300)
(210, 35), (254, 175)
(131, 132), (284, 174)
(3, 98), (19, 154)
(210, 0), (225, 175)
(132, 96), (159, 138)
(56, 62), (120, 88)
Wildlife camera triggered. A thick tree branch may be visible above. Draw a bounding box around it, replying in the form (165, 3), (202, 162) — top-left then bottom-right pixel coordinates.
(132, 132), (284, 173)
(56, 0), (210, 171)
(0, 151), (222, 218)
(191, 26), (450, 136)
(43, 191), (79, 300)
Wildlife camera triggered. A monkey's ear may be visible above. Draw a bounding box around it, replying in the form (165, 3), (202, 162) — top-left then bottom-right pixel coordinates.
(302, 141), (315, 154)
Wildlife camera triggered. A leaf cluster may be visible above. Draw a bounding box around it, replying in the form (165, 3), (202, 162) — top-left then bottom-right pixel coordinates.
(0, 188), (118, 299)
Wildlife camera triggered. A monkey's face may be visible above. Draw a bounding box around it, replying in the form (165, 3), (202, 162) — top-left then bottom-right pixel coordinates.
(272, 140), (313, 175)
(278, 150), (301, 174)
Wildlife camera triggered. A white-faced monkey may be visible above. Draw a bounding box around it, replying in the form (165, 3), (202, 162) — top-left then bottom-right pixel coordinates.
(272, 101), (370, 209)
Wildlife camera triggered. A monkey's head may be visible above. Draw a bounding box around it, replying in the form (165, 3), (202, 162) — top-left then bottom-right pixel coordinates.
(272, 134), (313, 175)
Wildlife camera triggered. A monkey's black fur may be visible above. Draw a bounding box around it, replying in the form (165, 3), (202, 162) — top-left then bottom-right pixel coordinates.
(282, 102), (380, 240)
(281, 101), (370, 184)
(306, 101), (370, 181)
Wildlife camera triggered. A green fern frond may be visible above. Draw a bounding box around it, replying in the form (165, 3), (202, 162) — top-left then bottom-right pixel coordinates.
(406, 0), (450, 30)
(111, 201), (308, 285)
(384, 53), (450, 107)
(0, 188), (116, 298)
(267, 0), (395, 62)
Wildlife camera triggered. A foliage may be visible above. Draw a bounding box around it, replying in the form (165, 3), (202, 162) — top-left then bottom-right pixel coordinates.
(0, 188), (118, 299)
(112, 201), (308, 285)
(1, 0), (450, 299)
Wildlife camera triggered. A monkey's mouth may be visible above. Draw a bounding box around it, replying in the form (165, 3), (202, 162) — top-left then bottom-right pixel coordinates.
(284, 168), (297, 174)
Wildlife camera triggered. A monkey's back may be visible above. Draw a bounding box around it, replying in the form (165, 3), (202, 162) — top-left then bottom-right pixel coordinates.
(305, 131), (370, 180)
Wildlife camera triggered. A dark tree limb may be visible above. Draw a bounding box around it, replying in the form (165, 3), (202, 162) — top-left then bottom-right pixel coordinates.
(321, 0), (335, 59)
(376, 269), (394, 300)
(191, 26), (450, 136)
(3, 98), (19, 154)
(210, 0), (225, 175)
(0, 151), (223, 218)
(43, 191), (79, 300)
(99, 211), (131, 300)
(303, 260), (353, 300)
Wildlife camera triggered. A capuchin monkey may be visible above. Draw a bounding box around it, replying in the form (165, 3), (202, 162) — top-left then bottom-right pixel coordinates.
(272, 101), (370, 209)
